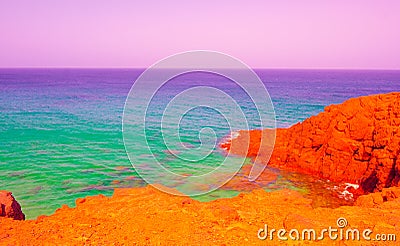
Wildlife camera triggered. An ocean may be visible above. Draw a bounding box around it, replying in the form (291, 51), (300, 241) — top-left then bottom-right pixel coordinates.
(1, 68), (400, 219)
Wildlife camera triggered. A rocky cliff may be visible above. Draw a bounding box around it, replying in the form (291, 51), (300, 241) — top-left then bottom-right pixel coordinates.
(222, 92), (400, 193)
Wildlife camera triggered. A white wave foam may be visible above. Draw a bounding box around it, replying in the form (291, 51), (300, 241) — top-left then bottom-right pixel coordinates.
(230, 131), (240, 140)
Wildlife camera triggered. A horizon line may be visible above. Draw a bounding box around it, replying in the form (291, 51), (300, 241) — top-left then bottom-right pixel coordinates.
(0, 66), (399, 71)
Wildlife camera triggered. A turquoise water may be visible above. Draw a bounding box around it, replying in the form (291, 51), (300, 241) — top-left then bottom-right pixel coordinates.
(1, 68), (400, 219)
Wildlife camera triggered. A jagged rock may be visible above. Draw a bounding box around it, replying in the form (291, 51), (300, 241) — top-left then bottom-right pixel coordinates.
(223, 92), (400, 193)
(0, 190), (25, 220)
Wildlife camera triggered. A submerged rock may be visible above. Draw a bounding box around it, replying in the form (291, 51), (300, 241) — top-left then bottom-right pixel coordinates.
(0, 190), (25, 220)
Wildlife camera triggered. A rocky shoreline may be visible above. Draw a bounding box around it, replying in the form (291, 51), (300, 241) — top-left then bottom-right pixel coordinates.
(1, 186), (400, 245)
(1, 92), (400, 245)
(221, 92), (400, 195)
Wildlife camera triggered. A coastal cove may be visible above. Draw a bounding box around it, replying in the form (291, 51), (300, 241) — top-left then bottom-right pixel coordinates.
(1, 69), (400, 219)
(2, 1), (400, 244)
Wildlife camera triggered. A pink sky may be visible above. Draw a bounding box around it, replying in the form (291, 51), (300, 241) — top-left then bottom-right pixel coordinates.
(1, 0), (400, 69)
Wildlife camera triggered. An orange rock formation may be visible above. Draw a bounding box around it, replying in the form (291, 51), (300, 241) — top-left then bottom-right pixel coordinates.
(0, 185), (399, 245)
(223, 92), (400, 193)
(0, 191), (25, 220)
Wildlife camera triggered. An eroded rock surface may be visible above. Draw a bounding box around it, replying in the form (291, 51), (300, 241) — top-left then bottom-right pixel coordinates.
(0, 190), (25, 220)
(223, 93), (400, 193)
(0, 185), (399, 245)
